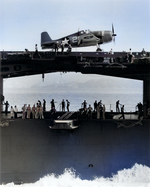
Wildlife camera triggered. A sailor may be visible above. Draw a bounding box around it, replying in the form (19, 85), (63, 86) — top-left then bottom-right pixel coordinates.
(119, 105), (125, 119)
(10, 106), (14, 119)
(61, 41), (64, 54)
(116, 100), (120, 112)
(141, 48), (146, 57)
(39, 105), (44, 119)
(94, 100), (97, 112)
(66, 100), (70, 112)
(136, 102), (143, 119)
(87, 105), (93, 119)
(38, 100), (41, 107)
(61, 99), (65, 112)
(82, 100), (87, 110)
(109, 48), (113, 54)
(67, 44), (72, 54)
(97, 100), (102, 119)
(109, 48), (114, 63)
(128, 48), (133, 63)
(32, 104), (36, 119)
(50, 99), (55, 110)
(27, 104), (31, 119)
(35, 44), (38, 52)
(55, 41), (59, 54)
(14, 105), (18, 118)
(103, 104), (106, 119)
(43, 99), (46, 112)
(4, 101), (9, 115)
(22, 104), (26, 119)
(124, 52), (128, 63)
(34, 44), (41, 58)
(35, 103), (40, 119)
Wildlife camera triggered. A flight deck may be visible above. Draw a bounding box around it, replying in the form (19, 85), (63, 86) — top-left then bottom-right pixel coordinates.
(0, 50), (150, 118)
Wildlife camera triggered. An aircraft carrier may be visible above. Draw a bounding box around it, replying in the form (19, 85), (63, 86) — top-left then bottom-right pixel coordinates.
(0, 51), (150, 184)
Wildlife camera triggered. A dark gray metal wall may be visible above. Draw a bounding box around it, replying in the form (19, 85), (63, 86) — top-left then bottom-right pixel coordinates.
(0, 119), (150, 184)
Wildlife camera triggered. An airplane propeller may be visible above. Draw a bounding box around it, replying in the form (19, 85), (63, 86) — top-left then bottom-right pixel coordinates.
(112, 24), (117, 43)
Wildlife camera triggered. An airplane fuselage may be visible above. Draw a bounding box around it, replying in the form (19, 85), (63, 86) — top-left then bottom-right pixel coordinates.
(41, 28), (115, 49)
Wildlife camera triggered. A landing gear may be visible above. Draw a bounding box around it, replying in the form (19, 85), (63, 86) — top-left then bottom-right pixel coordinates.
(96, 44), (102, 52)
(96, 47), (102, 52)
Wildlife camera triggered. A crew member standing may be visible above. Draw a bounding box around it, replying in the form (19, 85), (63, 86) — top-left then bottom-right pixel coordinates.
(94, 100), (97, 112)
(55, 41), (59, 54)
(22, 104), (26, 119)
(116, 100), (120, 112)
(61, 42), (64, 54)
(82, 100), (87, 110)
(103, 104), (106, 119)
(10, 106), (14, 118)
(4, 101), (9, 115)
(87, 105), (93, 119)
(128, 48), (132, 63)
(43, 99), (46, 112)
(50, 99), (55, 110)
(14, 105), (18, 118)
(66, 100), (70, 112)
(62, 99), (65, 112)
(119, 105), (125, 119)
(109, 48), (114, 63)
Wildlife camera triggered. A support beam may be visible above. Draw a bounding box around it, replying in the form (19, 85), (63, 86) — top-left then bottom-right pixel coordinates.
(0, 52), (1, 184)
(0, 52), (2, 120)
(143, 75), (150, 118)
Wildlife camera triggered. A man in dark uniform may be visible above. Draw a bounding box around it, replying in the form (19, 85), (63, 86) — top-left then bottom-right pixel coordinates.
(119, 105), (125, 119)
(43, 99), (46, 112)
(66, 100), (70, 112)
(82, 100), (87, 110)
(116, 100), (120, 112)
(50, 99), (55, 110)
(94, 100), (97, 112)
(62, 99), (65, 112)
(4, 101), (9, 115)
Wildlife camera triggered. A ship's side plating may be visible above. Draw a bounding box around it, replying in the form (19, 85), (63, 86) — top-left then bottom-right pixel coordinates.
(0, 119), (149, 184)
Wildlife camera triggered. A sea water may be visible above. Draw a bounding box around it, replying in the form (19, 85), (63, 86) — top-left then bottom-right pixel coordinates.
(1, 164), (150, 187)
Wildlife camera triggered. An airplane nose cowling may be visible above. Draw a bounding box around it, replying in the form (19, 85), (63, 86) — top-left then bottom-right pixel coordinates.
(103, 31), (112, 43)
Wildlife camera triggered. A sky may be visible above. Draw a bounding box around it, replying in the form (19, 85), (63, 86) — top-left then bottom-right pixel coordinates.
(0, 0), (149, 89)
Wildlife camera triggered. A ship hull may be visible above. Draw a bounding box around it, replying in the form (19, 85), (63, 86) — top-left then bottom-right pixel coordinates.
(0, 119), (150, 184)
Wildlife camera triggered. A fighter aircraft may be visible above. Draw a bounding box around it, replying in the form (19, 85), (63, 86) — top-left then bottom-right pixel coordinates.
(41, 25), (116, 50)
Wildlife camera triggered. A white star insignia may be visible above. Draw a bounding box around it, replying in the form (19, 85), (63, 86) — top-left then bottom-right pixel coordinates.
(62, 38), (69, 45)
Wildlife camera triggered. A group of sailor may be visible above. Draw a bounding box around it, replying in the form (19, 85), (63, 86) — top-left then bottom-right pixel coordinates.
(2, 98), (145, 120)
(54, 41), (72, 54)
(80, 100), (106, 119)
(21, 102), (44, 119)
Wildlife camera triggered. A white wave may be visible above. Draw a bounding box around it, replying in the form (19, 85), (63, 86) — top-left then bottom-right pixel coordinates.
(1, 164), (150, 187)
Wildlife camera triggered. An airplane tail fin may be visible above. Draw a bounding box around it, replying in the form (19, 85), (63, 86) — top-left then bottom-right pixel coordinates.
(41, 31), (52, 44)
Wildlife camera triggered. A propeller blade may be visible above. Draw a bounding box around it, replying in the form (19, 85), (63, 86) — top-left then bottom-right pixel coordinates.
(112, 24), (114, 34)
(112, 24), (117, 37)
